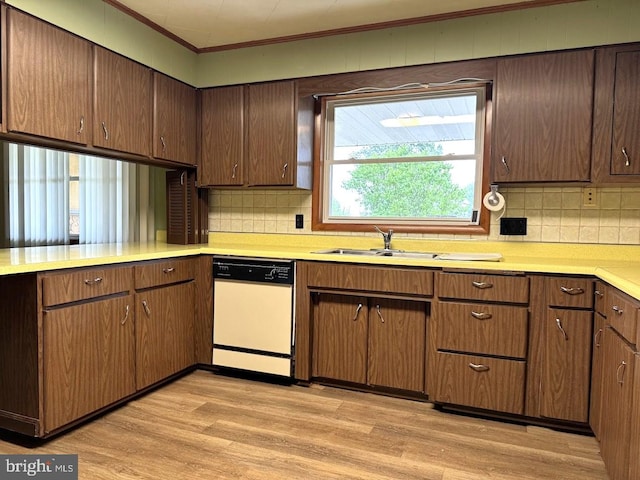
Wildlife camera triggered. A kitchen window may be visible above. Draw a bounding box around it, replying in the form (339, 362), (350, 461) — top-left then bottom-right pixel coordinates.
(315, 85), (490, 234)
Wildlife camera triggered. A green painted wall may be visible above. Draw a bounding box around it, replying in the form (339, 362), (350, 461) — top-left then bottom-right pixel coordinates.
(195, 0), (640, 87)
(6, 0), (198, 85)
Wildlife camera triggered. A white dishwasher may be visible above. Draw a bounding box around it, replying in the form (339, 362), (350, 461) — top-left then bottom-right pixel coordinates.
(212, 257), (294, 377)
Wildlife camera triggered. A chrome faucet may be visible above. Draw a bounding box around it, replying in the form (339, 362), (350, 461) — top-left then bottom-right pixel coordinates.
(374, 226), (393, 250)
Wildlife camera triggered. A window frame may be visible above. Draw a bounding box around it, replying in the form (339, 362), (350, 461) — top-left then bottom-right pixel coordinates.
(311, 84), (493, 235)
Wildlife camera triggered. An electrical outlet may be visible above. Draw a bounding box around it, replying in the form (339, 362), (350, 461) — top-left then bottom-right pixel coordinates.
(295, 214), (304, 229)
(582, 187), (597, 207)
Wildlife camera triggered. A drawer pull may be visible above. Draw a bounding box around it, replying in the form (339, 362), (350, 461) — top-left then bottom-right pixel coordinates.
(84, 277), (103, 286)
(121, 305), (130, 325)
(471, 281), (493, 289)
(616, 361), (627, 385)
(555, 318), (569, 341)
(594, 328), (603, 348)
(142, 300), (151, 317)
(594, 290), (604, 298)
(375, 304), (385, 323)
(560, 286), (584, 295)
(470, 311), (492, 320)
(163, 267), (176, 274)
(353, 303), (363, 321)
(612, 305), (624, 315)
(468, 363), (490, 372)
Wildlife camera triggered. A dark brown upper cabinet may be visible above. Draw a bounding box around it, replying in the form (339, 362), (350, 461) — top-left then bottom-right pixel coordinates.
(93, 46), (152, 157)
(6, 8), (91, 145)
(492, 50), (594, 183)
(199, 85), (245, 186)
(153, 72), (197, 166)
(592, 44), (640, 183)
(199, 80), (313, 188)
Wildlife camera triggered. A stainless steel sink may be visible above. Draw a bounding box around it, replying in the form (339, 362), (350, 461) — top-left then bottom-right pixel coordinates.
(312, 248), (502, 261)
(312, 248), (438, 259)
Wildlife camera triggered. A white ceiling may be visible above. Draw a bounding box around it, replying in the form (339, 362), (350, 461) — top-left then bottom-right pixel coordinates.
(109, 0), (561, 52)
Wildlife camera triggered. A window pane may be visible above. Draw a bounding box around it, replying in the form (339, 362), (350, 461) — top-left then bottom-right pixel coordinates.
(329, 160), (476, 220)
(333, 92), (477, 161)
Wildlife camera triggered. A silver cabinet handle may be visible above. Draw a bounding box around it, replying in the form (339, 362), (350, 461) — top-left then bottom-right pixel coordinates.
(353, 303), (363, 321)
(622, 147), (630, 167)
(616, 361), (627, 385)
(101, 121), (109, 140)
(160, 135), (166, 151)
(84, 277), (103, 286)
(142, 300), (151, 317)
(180, 171), (186, 185)
(375, 304), (385, 323)
(469, 363), (490, 372)
(555, 318), (568, 341)
(472, 281), (493, 289)
(121, 304), (130, 325)
(470, 311), (492, 320)
(281, 162), (289, 179)
(612, 305), (624, 315)
(78, 116), (84, 135)
(162, 267), (175, 274)
(594, 290), (604, 298)
(500, 156), (510, 174)
(560, 286), (584, 295)
(232, 163), (238, 179)
(594, 328), (603, 348)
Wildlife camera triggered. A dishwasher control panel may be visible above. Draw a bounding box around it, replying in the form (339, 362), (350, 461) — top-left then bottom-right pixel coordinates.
(213, 257), (294, 285)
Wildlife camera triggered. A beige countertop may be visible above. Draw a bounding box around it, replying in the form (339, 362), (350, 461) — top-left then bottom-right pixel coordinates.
(1, 232), (639, 300)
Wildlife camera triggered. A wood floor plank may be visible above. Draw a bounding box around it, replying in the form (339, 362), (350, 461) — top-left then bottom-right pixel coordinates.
(0, 371), (608, 479)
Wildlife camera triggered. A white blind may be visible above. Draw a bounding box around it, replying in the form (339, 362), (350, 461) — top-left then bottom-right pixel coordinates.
(2, 143), (156, 246)
(7, 144), (69, 247)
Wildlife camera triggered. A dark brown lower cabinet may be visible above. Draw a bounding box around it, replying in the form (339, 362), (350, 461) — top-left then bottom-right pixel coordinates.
(599, 327), (635, 480)
(589, 313), (606, 438)
(135, 282), (195, 390)
(312, 293), (426, 393)
(539, 308), (592, 423)
(313, 294), (368, 384)
(368, 298), (425, 392)
(43, 295), (135, 434)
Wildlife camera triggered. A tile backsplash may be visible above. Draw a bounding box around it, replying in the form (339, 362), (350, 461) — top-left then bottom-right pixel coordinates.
(208, 186), (640, 245)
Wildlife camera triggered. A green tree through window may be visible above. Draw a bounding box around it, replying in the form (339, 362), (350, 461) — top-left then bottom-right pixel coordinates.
(340, 142), (473, 218)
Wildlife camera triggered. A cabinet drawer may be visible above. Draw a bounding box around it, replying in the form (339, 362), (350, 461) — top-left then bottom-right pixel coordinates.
(594, 280), (607, 318)
(307, 263), (433, 297)
(608, 288), (639, 345)
(436, 272), (529, 304)
(546, 277), (593, 308)
(434, 352), (525, 415)
(134, 258), (195, 289)
(42, 266), (132, 307)
(433, 302), (528, 358)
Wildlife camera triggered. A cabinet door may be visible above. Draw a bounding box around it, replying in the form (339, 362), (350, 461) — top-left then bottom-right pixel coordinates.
(540, 308), (592, 423)
(368, 298), (426, 392)
(153, 73), (197, 165)
(7, 9), (91, 144)
(247, 81), (296, 186)
(136, 282), (195, 389)
(610, 50), (640, 175)
(589, 313), (605, 438)
(493, 50), (593, 182)
(600, 327), (635, 480)
(200, 86), (245, 186)
(43, 295), (135, 434)
(94, 47), (152, 156)
(312, 293), (368, 384)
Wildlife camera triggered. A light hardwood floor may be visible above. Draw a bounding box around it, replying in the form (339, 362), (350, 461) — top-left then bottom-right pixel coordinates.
(0, 370), (608, 479)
